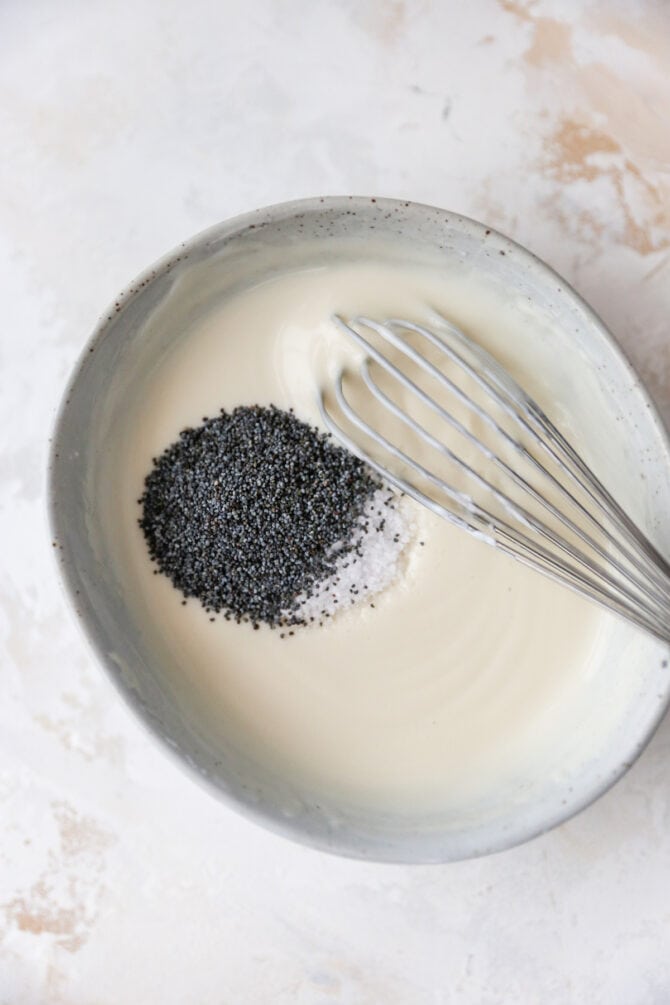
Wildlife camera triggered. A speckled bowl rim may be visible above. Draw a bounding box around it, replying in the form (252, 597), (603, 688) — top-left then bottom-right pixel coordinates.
(48, 196), (670, 863)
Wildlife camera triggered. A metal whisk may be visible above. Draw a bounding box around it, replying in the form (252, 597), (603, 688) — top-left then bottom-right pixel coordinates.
(319, 314), (670, 645)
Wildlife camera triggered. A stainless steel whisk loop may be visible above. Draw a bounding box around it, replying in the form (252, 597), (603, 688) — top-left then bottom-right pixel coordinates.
(319, 314), (670, 646)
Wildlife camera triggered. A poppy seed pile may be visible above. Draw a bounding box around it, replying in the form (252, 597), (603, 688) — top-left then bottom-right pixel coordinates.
(138, 405), (410, 631)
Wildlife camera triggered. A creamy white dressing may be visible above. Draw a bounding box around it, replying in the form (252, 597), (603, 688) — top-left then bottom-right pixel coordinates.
(99, 251), (635, 815)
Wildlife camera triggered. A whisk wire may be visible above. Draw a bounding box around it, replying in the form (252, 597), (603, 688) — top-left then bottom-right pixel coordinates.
(339, 316), (669, 613)
(320, 314), (670, 645)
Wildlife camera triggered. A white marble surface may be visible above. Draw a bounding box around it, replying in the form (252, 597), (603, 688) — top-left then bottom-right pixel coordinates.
(2, 1), (670, 1001)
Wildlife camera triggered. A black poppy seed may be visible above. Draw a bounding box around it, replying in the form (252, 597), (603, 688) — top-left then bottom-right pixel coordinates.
(139, 404), (381, 629)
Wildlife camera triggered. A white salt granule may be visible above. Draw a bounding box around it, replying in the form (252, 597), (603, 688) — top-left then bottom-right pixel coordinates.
(288, 488), (414, 623)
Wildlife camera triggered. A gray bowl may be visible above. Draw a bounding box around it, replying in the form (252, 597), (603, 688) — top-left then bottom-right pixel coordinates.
(49, 197), (670, 862)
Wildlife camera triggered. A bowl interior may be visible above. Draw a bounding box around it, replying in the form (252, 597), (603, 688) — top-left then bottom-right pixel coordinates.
(50, 198), (670, 862)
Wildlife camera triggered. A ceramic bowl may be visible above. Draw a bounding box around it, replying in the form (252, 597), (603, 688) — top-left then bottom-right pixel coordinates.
(49, 197), (670, 862)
